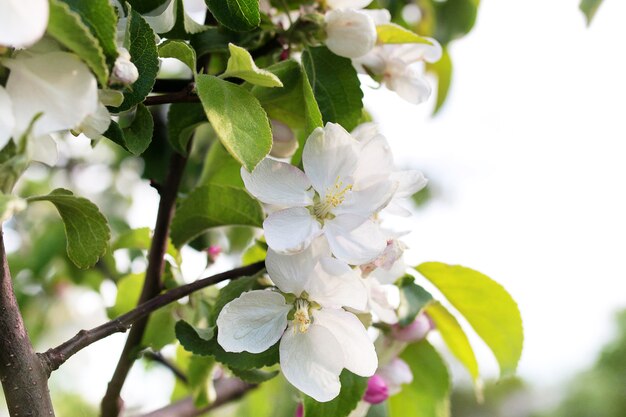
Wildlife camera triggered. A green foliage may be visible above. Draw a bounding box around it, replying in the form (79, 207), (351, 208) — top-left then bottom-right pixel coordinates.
(108, 273), (143, 318)
(195, 74), (272, 172)
(47, 0), (109, 85)
(162, 0), (208, 39)
(103, 104), (154, 155)
(170, 184), (264, 247)
(416, 262), (523, 376)
(222, 44), (283, 87)
(433, 0), (480, 46)
(187, 355), (216, 407)
(158, 39), (197, 73)
(397, 275), (433, 326)
(376, 24), (432, 44)
(116, 8), (159, 111)
(229, 367), (279, 383)
(430, 48), (452, 115)
(389, 340), (451, 417)
(426, 301), (479, 382)
(302, 46), (364, 131)
(167, 103), (207, 155)
(27, 189), (110, 269)
(206, 0), (260, 32)
(304, 370), (368, 417)
(127, 0), (168, 14)
(143, 305), (177, 350)
(199, 140), (244, 188)
(580, 0), (604, 25)
(236, 373), (299, 417)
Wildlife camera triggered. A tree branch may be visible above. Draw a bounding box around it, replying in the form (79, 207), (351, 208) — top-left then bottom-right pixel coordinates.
(0, 228), (56, 417)
(143, 351), (188, 384)
(138, 378), (255, 417)
(143, 84), (198, 106)
(38, 261), (265, 375)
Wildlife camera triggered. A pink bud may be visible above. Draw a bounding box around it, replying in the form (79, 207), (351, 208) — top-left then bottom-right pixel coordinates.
(363, 375), (389, 404)
(390, 313), (433, 342)
(295, 403), (303, 417)
(207, 245), (222, 261)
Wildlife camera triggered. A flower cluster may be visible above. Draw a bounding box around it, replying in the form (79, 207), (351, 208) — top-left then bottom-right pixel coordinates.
(217, 122), (428, 401)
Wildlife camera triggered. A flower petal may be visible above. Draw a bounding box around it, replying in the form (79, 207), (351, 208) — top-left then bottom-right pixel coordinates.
(324, 216), (387, 265)
(314, 308), (378, 377)
(217, 290), (290, 353)
(0, 87), (15, 149)
(325, 9), (376, 59)
(264, 207), (322, 254)
(305, 257), (368, 310)
(241, 158), (314, 208)
(0, 0), (49, 48)
(336, 179), (397, 217)
(28, 134), (58, 166)
(326, 0), (373, 9)
(385, 64), (432, 105)
(377, 358), (413, 395)
(303, 124), (359, 194)
(266, 244), (321, 296)
(281, 323), (344, 402)
(365, 278), (399, 324)
(5, 52), (98, 137)
(391, 170), (427, 198)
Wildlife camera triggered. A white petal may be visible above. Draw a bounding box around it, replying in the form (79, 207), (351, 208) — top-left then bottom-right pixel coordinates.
(0, 0), (49, 48)
(77, 102), (111, 140)
(241, 159), (314, 208)
(371, 258), (407, 285)
(361, 9), (391, 25)
(352, 48), (386, 75)
(266, 245), (319, 296)
(385, 65), (432, 105)
(5, 52), (98, 137)
(264, 207), (322, 254)
(0, 87), (15, 149)
(314, 308), (378, 377)
(325, 10), (376, 59)
(377, 358), (413, 395)
(144, 0), (177, 33)
(280, 323), (344, 402)
(336, 179), (397, 217)
(303, 124), (358, 194)
(217, 290), (290, 353)
(324, 216), (387, 265)
(28, 134), (57, 166)
(365, 278), (399, 324)
(389, 38), (442, 64)
(391, 170), (427, 198)
(350, 122), (379, 143)
(305, 257), (368, 310)
(326, 0), (373, 10)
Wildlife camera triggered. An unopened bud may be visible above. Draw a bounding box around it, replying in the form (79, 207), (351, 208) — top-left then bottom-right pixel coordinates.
(295, 403), (303, 417)
(390, 313), (433, 342)
(377, 358), (413, 395)
(270, 120), (298, 158)
(363, 375), (389, 404)
(207, 245), (222, 262)
(324, 9), (376, 59)
(111, 48), (139, 86)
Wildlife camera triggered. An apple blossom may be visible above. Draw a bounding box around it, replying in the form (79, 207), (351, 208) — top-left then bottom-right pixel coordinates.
(324, 9), (377, 59)
(217, 240), (377, 401)
(390, 312), (434, 342)
(363, 374), (389, 404)
(110, 48), (139, 86)
(376, 357), (413, 395)
(0, 0), (49, 48)
(241, 122), (397, 265)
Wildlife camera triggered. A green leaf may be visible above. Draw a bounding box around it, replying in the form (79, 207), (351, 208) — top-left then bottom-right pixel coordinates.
(190, 27), (239, 56)
(188, 355), (216, 407)
(47, 0), (109, 85)
(0, 193), (26, 223)
(429, 48), (452, 115)
(376, 24), (432, 45)
(302, 46), (363, 131)
(222, 43), (283, 87)
(167, 103), (207, 155)
(229, 367), (279, 383)
(116, 8), (159, 112)
(162, 0), (208, 39)
(433, 0), (479, 46)
(389, 340), (450, 417)
(170, 184), (264, 247)
(127, 0), (169, 14)
(28, 189), (111, 269)
(195, 74), (272, 172)
(304, 370), (368, 417)
(397, 275), (433, 326)
(103, 104), (153, 155)
(143, 304), (177, 350)
(112, 227), (181, 265)
(580, 0), (604, 25)
(425, 301), (479, 382)
(61, 0), (119, 62)
(416, 262), (523, 376)
(108, 273), (143, 318)
(206, 0), (260, 32)
(159, 39), (197, 73)
(199, 140), (244, 188)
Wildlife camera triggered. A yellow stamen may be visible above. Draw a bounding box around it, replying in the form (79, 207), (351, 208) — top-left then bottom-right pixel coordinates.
(313, 178), (353, 219)
(293, 299), (311, 334)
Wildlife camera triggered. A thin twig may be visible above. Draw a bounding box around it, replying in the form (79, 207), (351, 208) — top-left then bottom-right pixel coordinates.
(143, 351), (188, 384)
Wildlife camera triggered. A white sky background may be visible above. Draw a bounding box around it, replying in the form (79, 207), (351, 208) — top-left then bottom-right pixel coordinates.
(366, 0), (626, 387)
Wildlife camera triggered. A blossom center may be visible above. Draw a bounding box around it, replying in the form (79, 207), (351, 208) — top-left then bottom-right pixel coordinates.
(313, 178), (353, 219)
(293, 299), (312, 334)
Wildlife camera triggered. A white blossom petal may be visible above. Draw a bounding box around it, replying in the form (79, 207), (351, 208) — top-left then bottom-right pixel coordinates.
(5, 52), (98, 137)
(0, 87), (15, 149)
(388, 39), (442, 64)
(352, 131), (394, 184)
(361, 9), (391, 25)
(365, 278), (399, 324)
(304, 257), (368, 310)
(385, 64), (432, 105)
(28, 134), (57, 166)
(314, 308), (378, 377)
(391, 170), (427, 198)
(377, 358), (413, 395)
(143, 0), (177, 33)
(325, 9), (376, 59)
(266, 246), (319, 296)
(77, 102), (111, 140)
(280, 323), (344, 402)
(336, 179), (397, 217)
(241, 159), (314, 208)
(264, 207), (322, 254)
(324, 215), (387, 264)
(217, 290), (290, 353)
(326, 0), (373, 10)
(0, 0), (49, 48)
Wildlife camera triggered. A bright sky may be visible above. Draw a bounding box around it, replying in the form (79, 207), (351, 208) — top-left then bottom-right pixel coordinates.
(366, 0), (626, 386)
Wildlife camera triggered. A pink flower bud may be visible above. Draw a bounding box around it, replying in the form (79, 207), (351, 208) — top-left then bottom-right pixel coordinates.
(363, 375), (389, 404)
(390, 313), (433, 342)
(295, 403), (303, 417)
(207, 245), (222, 261)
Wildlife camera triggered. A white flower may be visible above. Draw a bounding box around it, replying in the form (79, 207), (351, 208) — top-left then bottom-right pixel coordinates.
(111, 48), (139, 86)
(326, 0), (373, 9)
(241, 122), (396, 265)
(75, 102), (112, 140)
(0, 0), (49, 48)
(217, 240), (377, 401)
(4, 51), (98, 138)
(325, 9), (376, 59)
(353, 40), (442, 104)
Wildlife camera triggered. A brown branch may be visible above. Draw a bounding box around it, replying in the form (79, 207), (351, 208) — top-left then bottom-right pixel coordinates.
(143, 351), (188, 384)
(38, 261), (265, 375)
(138, 378), (255, 417)
(0, 228), (56, 417)
(101, 151), (188, 417)
(143, 84), (198, 106)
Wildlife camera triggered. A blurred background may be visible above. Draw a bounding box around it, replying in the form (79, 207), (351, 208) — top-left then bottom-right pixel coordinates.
(2, 0), (625, 416)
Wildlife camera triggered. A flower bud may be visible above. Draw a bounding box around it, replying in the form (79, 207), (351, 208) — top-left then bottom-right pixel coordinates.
(269, 120), (298, 158)
(207, 245), (222, 262)
(295, 403), (303, 417)
(377, 358), (413, 395)
(324, 9), (376, 59)
(390, 312), (433, 342)
(363, 375), (389, 404)
(111, 48), (139, 86)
